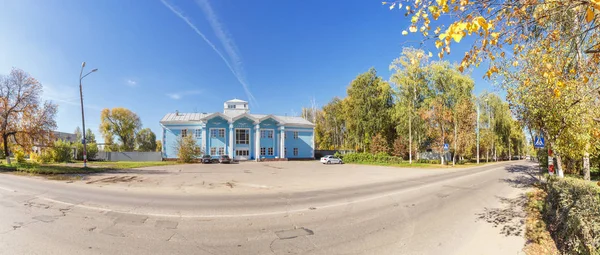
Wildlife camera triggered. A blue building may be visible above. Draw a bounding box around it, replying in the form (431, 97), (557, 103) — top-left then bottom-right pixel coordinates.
(160, 99), (315, 161)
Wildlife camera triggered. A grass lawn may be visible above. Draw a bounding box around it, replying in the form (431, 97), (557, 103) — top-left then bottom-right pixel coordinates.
(0, 161), (183, 175)
(1, 162), (108, 174)
(348, 160), (499, 169)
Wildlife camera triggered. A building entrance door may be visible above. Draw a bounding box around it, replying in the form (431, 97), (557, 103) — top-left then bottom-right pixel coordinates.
(235, 149), (249, 160)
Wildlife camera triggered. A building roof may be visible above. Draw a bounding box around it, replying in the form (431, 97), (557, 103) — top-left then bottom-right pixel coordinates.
(225, 98), (247, 103)
(160, 112), (314, 127)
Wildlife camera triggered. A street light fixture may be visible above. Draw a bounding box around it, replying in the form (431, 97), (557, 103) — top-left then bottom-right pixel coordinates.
(79, 62), (98, 168)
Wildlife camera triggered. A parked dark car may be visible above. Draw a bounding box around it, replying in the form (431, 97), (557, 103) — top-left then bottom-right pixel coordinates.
(201, 155), (213, 164)
(219, 155), (231, 164)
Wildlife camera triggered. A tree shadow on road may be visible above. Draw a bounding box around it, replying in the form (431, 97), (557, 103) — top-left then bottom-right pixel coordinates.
(476, 195), (527, 237)
(475, 164), (539, 237)
(501, 164), (540, 189)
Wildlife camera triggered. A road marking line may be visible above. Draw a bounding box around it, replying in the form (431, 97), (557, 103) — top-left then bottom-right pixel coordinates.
(34, 164), (506, 218)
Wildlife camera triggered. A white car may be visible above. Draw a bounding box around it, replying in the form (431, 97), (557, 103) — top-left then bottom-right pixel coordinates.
(320, 155), (343, 164)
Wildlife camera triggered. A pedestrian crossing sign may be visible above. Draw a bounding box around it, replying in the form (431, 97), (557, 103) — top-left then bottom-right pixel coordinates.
(534, 136), (545, 148)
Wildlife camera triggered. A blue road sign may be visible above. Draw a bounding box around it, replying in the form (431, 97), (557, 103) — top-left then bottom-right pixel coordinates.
(534, 136), (545, 148)
(443, 143), (449, 151)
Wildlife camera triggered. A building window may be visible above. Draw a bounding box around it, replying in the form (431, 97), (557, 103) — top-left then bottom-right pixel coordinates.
(236, 129), (249, 144)
(293, 148), (298, 156)
(285, 148), (287, 156)
(268, 147), (274, 156)
(211, 128), (225, 138)
(293, 131), (299, 139)
(260, 147), (266, 156)
(228, 104), (235, 109)
(218, 147), (225, 155)
(261, 130), (273, 138)
(210, 147), (216, 155)
(181, 129), (188, 137)
(195, 129), (201, 138)
(236, 150), (249, 156)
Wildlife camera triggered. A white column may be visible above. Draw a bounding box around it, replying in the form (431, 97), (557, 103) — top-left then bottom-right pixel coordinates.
(255, 124), (260, 161)
(201, 124), (207, 154)
(229, 123), (234, 156)
(312, 127), (315, 159)
(280, 126), (285, 158)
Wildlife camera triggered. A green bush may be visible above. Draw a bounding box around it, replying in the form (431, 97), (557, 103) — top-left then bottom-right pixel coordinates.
(31, 150), (52, 164)
(176, 135), (201, 163)
(14, 148), (26, 163)
(544, 176), (600, 254)
(416, 159), (441, 164)
(342, 152), (402, 164)
(333, 152), (343, 159)
(74, 142), (98, 161)
(30, 151), (40, 163)
(50, 140), (73, 163)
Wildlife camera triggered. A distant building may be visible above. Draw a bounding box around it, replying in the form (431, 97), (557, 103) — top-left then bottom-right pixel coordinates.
(159, 99), (315, 161)
(31, 131), (77, 154)
(53, 131), (78, 143)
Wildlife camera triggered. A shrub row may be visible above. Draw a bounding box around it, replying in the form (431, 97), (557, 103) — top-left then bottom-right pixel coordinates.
(544, 176), (600, 254)
(416, 159), (441, 164)
(340, 152), (403, 164)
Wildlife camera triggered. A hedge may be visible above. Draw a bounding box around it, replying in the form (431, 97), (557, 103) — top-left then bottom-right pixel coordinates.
(544, 176), (600, 254)
(341, 152), (403, 164)
(416, 159), (441, 164)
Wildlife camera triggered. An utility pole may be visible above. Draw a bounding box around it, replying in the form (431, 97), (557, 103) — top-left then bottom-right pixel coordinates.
(476, 100), (480, 164)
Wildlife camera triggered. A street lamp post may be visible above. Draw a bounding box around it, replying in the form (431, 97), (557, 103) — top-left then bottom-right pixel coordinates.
(79, 62), (98, 168)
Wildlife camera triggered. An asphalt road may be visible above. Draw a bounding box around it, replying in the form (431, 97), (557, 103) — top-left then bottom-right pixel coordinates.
(0, 161), (535, 255)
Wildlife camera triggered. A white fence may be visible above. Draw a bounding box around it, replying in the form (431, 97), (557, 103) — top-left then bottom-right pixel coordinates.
(95, 151), (162, 162)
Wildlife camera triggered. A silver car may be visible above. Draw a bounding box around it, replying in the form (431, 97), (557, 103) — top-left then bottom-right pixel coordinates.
(320, 155), (343, 164)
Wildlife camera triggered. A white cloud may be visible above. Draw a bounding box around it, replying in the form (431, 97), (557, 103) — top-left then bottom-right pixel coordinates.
(161, 0), (257, 107)
(166, 90), (202, 100)
(126, 79), (137, 87)
(167, 93), (181, 100)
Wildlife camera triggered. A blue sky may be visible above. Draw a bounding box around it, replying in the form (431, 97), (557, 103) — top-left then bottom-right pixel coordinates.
(0, 0), (502, 142)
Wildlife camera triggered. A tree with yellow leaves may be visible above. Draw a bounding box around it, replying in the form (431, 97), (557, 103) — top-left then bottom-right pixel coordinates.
(99, 107), (142, 151)
(384, 0), (600, 94)
(0, 69), (57, 164)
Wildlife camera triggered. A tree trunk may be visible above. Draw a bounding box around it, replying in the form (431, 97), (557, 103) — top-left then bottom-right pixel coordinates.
(486, 148), (489, 163)
(583, 152), (590, 181)
(441, 123), (445, 165)
(416, 135), (421, 160)
(508, 138), (511, 161)
(556, 153), (564, 178)
(409, 110), (412, 164)
(494, 146), (497, 162)
(453, 120), (457, 166)
(2, 134), (10, 165)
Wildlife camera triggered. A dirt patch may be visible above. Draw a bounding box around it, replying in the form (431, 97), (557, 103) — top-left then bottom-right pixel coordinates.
(46, 175), (81, 181)
(86, 176), (140, 184)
